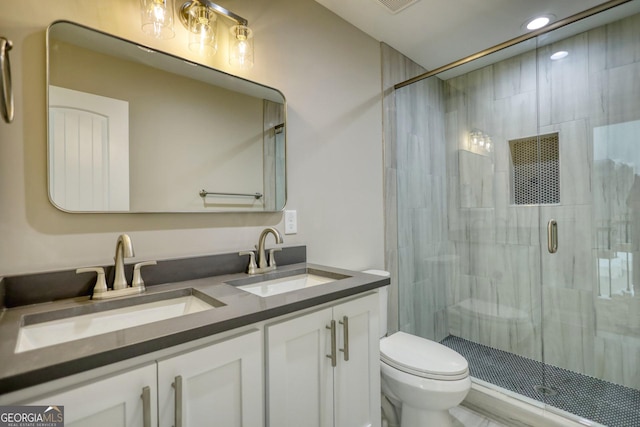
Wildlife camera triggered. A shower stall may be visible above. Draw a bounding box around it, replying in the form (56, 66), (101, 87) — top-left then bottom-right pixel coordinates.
(388, 1), (640, 425)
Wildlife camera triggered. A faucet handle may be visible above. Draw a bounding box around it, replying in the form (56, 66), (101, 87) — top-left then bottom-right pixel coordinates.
(76, 267), (108, 295)
(132, 261), (157, 289)
(239, 251), (257, 275)
(267, 247), (282, 267)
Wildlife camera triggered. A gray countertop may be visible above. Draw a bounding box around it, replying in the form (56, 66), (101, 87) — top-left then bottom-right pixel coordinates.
(0, 263), (389, 394)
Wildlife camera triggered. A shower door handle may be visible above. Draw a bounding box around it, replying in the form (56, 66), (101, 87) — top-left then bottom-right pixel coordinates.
(0, 37), (14, 124)
(547, 219), (558, 253)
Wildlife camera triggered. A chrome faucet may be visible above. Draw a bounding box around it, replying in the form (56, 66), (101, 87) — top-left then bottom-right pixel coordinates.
(240, 227), (283, 274)
(113, 234), (135, 290)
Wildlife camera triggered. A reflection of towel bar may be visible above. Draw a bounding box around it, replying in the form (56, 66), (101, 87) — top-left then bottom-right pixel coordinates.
(200, 190), (263, 199)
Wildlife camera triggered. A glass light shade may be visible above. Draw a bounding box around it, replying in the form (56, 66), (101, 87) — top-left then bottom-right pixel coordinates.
(140, 0), (175, 39)
(229, 25), (254, 69)
(188, 5), (218, 56)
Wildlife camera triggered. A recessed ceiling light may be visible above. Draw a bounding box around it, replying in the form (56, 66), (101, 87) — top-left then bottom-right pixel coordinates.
(550, 51), (569, 60)
(527, 16), (550, 30)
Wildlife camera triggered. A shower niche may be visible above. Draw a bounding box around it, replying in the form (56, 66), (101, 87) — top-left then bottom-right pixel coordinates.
(509, 132), (559, 206)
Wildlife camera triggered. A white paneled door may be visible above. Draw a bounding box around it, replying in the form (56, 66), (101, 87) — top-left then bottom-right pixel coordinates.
(49, 85), (129, 211)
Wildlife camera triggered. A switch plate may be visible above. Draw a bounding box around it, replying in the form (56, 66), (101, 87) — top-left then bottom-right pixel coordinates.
(285, 210), (297, 234)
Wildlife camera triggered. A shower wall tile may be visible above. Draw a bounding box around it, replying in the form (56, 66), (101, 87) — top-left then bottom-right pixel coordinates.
(543, 287), (595, 329)
(540, 205), (594, 291)
(445, 111), (462, 177)
(539, 33), (591, 125)
(467, 208), (496, 244)
(494, 172), (510, 243)
(594, 334), (640, 388)
(542, 287), (596, 376)
(588, 26), (607, 74)
(493, 91), (537, 172)
(493, 49), (536, 100)
(465, 66), (496, 133)
(398, 245), (415, 334)
(605, 12), (640, 69)
(446, 261), (467, 307)
(605, 61), (640, 124)
(382, 42), (428, 335)
(504, 207), (539, 246)
(543, 317), (595, 376)
(459, 151), (494, 208)
(594, 297), (640, 343)
(539, 119), (592, 206)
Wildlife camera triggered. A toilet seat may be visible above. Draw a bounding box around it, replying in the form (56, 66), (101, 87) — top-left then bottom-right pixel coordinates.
(380, 332), (469, 381)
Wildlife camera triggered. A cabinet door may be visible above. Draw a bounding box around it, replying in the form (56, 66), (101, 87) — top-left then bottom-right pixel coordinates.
(158, 329), (263, 427)
(267, 307), (334, 427)
(27, 364), (156, 427)
(333, 293), (381, 427)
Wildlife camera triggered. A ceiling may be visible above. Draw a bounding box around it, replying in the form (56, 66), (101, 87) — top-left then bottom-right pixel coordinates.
(313, 0), (612, 71)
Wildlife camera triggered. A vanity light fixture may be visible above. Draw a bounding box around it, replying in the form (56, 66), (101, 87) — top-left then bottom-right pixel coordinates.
(140, 0), (175, 40)
(179, 0), (254, 68)
(468, 130), (492, 154)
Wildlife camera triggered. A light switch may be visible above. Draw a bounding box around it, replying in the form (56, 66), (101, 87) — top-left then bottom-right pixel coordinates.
(285, 210), (297, 234)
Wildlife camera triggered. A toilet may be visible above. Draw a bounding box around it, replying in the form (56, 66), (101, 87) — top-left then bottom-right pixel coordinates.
(364, 270), (471, 427)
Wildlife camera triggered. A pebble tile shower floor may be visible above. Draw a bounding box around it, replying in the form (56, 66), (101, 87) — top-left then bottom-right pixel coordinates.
(441, 336), (640, 427)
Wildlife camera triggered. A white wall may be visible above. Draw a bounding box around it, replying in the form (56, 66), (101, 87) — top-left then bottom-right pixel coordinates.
(0, 0), (384, 274)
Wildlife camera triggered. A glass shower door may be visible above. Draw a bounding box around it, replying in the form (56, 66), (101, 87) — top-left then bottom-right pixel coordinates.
(536, 5), (640, 424)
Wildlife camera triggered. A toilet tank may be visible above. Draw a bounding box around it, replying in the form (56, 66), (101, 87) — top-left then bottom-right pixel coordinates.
(362, 270), (390, 338)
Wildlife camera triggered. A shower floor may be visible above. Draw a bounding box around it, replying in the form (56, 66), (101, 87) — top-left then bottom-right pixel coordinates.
(441, 335), (640, 427)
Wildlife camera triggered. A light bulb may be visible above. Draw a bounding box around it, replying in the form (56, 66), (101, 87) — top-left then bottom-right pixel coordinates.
(140, 0), (175, 39)
(229, 25), (254, 69)
(188, 5), (217, 56)
(152, 2), (166, 21)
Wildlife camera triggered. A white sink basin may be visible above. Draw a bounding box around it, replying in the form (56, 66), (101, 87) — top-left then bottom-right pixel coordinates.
(15, 291), (219, 353)
(234, 273), (337, 297)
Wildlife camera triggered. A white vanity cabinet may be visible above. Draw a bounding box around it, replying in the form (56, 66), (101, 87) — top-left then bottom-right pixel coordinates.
(24, 329), (263, 427)
(157, 329), (263, 427)
(266, 292), (380, 427)
(27, 363), (157, 427)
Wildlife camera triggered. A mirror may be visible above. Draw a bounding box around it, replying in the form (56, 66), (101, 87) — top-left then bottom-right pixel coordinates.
(47, 21), (286, 213)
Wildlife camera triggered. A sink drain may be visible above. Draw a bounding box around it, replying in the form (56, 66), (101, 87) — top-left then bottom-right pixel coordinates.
(534, 385), (558, 396)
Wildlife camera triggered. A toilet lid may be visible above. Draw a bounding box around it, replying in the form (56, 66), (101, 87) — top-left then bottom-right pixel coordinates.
(380, 332), (469, 381)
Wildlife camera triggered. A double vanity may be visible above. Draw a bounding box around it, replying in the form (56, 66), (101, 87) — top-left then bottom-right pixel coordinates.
(0, 19), (389, 427)
(0, 239), (388, 427)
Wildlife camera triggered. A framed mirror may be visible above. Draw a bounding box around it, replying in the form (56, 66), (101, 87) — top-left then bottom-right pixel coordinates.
(47, 21), (286, 213)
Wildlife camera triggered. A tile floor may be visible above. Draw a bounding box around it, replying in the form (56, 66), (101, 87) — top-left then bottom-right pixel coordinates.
(442, 335), (640, 427)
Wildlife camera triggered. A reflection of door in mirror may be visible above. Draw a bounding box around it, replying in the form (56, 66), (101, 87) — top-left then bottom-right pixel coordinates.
(49, 85), (129, 211)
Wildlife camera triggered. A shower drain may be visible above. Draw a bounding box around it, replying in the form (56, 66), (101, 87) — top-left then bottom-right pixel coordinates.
(534, 385), (559, 396)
